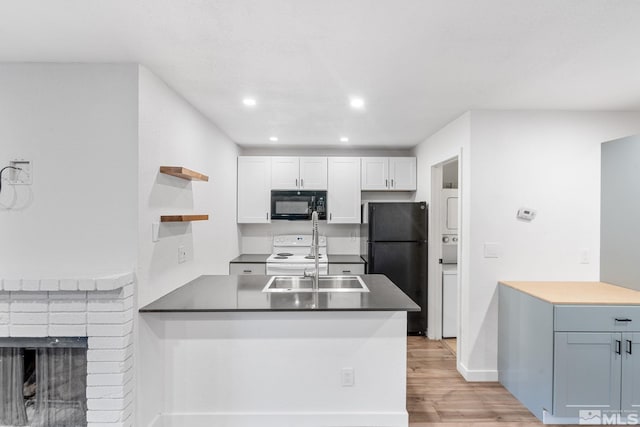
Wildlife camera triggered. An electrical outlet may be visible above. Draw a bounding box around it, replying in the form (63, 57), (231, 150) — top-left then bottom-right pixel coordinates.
(580, 248), (590, 264)
(178, 245), (187, 264)
(341, 367), (355, 387)
(9, 159), (32, 185)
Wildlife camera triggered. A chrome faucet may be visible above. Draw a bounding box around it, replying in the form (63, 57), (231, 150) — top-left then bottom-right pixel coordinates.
(304, 210), (320, 292)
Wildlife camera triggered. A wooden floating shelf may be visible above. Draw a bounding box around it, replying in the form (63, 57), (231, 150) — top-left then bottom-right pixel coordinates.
(160, 166), (209, 182)
(160, 215), (209, 223)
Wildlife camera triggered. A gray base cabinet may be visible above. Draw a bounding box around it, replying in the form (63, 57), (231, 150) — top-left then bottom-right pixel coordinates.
(554, 332), (621, 417)
(499, 284), (640, 422)
(622, 332), (640, 412)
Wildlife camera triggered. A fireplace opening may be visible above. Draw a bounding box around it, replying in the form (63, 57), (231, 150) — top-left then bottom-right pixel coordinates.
(0, 337), (87, 427)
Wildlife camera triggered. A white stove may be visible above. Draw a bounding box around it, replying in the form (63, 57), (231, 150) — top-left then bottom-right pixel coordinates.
(266, 235), (328, 275)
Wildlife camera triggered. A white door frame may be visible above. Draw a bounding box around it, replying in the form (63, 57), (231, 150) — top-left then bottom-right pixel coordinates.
(427, 155), (460, 345)
(427, 164), (444, 340)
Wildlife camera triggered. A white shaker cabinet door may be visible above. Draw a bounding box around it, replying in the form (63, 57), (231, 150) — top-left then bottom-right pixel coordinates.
(361, 157), (389, 190)
(299, 157), (327, 190)
(328, 157), (361, 224)
(237, 157), (271, 223)
(271, 156), (300, 190)
(390, 157), (417, 190)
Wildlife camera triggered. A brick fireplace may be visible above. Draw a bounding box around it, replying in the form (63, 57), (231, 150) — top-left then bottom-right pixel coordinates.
(0, 273), (135, 427)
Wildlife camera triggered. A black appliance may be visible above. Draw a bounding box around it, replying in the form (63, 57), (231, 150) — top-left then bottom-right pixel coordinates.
(363, 202), (428, 335)
(270, 190), (327, 220)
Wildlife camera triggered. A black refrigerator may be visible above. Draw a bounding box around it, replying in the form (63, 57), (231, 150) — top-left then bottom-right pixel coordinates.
(364, 202), (428, 335)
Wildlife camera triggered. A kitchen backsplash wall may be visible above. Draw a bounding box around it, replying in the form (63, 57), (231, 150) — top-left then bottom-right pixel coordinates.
(240, 223), (361, 254)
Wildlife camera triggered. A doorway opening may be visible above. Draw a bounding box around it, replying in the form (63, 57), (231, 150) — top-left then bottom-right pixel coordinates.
(428, 156), (460, 358)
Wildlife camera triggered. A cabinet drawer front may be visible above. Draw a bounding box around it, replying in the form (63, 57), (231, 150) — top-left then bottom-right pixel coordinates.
(555, 306), (640, 332)
(229, 263), (266, 275)
(328, 264), (365, 275)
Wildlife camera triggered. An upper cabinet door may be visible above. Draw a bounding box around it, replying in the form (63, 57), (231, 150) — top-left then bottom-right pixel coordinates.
(299, 157), (327, 190)
(237, 157), (271, 223)
(361, 157), (389, 190)
(271, 157), (300, 190)
(390, 157), (417, 190)
(328, 157), (361, 224)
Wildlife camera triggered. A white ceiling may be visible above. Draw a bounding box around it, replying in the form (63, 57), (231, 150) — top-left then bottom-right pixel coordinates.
(1, 0), (640, 148)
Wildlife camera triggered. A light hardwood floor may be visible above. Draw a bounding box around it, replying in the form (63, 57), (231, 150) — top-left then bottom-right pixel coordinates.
(407, 337), (554, 426)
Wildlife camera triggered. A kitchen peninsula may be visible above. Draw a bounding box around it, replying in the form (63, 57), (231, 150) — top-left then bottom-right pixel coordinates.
(139, 274), (419, 427)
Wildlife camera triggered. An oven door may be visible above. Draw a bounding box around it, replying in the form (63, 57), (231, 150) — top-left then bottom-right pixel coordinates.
(266, 263), (329, 276)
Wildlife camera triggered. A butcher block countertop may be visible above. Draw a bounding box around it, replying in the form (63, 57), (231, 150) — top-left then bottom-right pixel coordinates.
(499, 281), (640, 305)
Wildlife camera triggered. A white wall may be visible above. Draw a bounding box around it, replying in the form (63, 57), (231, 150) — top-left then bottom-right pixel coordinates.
(412, 113), (470, 344)
(136, 67), (240, 426)
(137, 66), (240, 306)
(0, 63), (139, 278)
(461, 111), (640, 379)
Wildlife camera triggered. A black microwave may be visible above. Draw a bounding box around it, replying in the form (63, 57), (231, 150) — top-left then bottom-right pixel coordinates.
(271, 190), (327, 220)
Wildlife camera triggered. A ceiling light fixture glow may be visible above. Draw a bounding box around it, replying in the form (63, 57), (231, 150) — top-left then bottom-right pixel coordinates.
(349, 97), (365, 109)
(269, 136), (278, 142)
(340, 137), (349, 143)
(242, 98), (257, 107)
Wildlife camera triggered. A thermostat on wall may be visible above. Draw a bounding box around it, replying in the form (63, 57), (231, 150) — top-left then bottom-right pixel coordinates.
(517, 207), (537, 221)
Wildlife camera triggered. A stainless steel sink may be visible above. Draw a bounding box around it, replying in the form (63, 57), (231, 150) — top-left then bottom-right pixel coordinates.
(263, 275), (369, 293)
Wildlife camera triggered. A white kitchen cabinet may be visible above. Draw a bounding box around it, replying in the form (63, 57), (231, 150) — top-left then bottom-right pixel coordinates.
(390, 157), (417, 190)
(361, 157), (416, 191)
(299, 157), (327, 189)
(271, 156), (299, 189)
(237, 156), (271, 223)
(271, 156), (327, 190)
(361, 157), (389, 190)
(327, 157), (361, 224)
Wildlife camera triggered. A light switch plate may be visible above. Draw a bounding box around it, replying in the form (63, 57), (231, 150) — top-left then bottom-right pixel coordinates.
(341, 367), (355, 387)
(484, 242), (502, 258)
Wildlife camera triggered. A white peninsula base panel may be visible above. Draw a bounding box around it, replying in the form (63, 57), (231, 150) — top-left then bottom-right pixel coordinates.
(139, 311), (408, 427)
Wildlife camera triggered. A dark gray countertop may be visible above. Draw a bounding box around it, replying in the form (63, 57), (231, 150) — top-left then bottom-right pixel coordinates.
(139, 274), (419, 312)
(229, 254), (365, 264)
(229, 254), (270, 263)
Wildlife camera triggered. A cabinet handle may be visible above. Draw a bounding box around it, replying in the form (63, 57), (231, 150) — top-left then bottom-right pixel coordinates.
(616, 340), (622, 355)
(385, 179), (388, 188)
(296, 178), (298, 188)
(391, 179), (394, 188)
(243, 269), (252, 273)
(301, 178), (304, 188)
(627, 340), (633, 355)
(342, 270), (351, 273)
(616, 318), (633, 322)
(329, 213), (332, 221)
(266, 212), (269, 220)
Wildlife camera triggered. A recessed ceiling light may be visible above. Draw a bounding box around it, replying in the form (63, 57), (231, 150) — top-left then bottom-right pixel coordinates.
(340, 137), (349, 143)
(349, 97), (365, 109)
(242, 98), (257, 107)
(269, 136), (278, 142)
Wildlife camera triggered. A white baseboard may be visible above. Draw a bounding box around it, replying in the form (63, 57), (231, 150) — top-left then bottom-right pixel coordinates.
(458, 361), (498, 381)
(152, 411), (408, 427)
